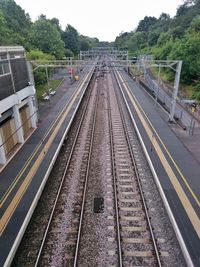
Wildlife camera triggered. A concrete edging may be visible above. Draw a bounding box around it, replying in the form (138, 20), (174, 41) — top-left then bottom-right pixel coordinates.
(115, 69), (194, 267)
(4, 68), (95, 267)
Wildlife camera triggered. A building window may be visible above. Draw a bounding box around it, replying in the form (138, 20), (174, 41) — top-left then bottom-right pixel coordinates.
(0, 64), (3, 75)
(0, 62), (10, 76)
(3, 62), (10, 73)
(0, 54), (7, 60)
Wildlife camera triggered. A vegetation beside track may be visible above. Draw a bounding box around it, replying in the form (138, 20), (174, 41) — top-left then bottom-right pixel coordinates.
(115, 0), (200, 102)
(0, 0), (200, 101)
(36, 80), (62, 101)
(0, 0), (100, 59)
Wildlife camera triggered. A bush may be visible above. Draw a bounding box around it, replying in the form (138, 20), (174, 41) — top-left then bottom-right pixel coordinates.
(26, 50), (55, 61)
(193, 83), (200, 101)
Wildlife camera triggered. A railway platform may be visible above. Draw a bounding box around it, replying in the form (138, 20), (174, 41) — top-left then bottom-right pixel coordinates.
(0, 64), (200, 266)
(118, 70), (200, 266)
(0, 68), (94, 267)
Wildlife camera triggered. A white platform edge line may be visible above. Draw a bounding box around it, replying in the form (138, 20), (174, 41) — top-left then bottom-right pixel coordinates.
(4, 67), (94, 267)
(115, 69), (194, 267)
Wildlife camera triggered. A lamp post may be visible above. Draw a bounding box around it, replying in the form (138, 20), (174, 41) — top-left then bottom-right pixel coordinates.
(45, 65), (50, 94)
(155, 63), (161, 106)
(169, 61), (182, 122)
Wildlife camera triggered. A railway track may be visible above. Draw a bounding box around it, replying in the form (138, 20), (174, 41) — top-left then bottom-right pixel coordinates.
(13, 61), (186, 267)
(33, 69), (100, 266)
(106, 70), (161, 266)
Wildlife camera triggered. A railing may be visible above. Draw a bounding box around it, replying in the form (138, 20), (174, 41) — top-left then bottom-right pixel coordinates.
(144, 72), (197, 134)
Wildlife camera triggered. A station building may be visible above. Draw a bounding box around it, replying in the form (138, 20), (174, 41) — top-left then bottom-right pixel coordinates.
(0, 46), (37, 167)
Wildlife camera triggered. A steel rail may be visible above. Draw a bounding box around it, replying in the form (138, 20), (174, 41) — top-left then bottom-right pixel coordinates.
(73, 71), (101, 267)
(34, 71), (96, 267)
(0, 69), (91, 207)
(112, 68), (162, 267)
(107, 74), (123, 267)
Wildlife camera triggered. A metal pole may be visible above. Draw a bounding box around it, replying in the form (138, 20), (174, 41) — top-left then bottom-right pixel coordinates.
(192, 120), (195, 136)
(126, 51), (129, 73)
(169, 61), (182, 122)
(70, 57), (73, 80)
(157, 64), (161, 84)
(45, 65), (51, 106)
(189, 118), (193, 136)
(45, 65), (50, 94)
(154, 85), (159, 107)
(137, 57), (140, 73)
(180, 110), (183, 122)
(7, 50), (16, 93)
(155, 64), (161, 106)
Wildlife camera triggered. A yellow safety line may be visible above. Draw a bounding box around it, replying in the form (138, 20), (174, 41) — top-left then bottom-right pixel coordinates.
(125, 77), (200, 208)
(0, 73), (89, 208)
(0, 72), (90, 235)
(117, 71), (200, 238)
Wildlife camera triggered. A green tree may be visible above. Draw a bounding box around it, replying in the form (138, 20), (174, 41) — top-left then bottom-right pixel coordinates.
(127, 32), (147, 53)
(0, 0), (31, 34)
(152, 40), (174, 60)
(80, 39), (90, 51)
(193, 83), (200, 101)
(188, 15), (200, 32)
(0, 10), (8, 44)
(148, 31), (160, 46)
(26, 50), (55, 61)
(136, 16), (157, 32)
(62, 24), (80, 55)
(26, 50), (55, 88)
(115, 32), (130, 50)
(0, 0), (31, 46)
(30, 17), (65, 59)
(176, 3), (189, 16)
(169, 34), (200, 83)
(64, 48), (74, 57)
(50, 17), (62, 32)
(157, 32), (171, 45)
(79, 35), (99, 51)
(114, 0), (200, 98)
(170, 26), (185, 39)
(159, 13), (170, 21)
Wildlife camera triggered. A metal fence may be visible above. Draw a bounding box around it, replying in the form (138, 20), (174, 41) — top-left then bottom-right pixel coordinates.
(144, 72), (196, 134)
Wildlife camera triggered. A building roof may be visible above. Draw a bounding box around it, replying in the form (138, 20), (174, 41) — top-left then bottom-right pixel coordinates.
(0, 46), (25, 53)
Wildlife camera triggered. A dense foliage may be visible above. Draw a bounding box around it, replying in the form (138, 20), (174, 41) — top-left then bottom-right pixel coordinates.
(1, 0), (200, 100)
(115, 0), (200, 100)
(0, 0), (100, 58)
(0, 0), (101, 95)
(0, 0), (31, 47)
(30, 16), (65, 59)
(26, 50), (56, 88)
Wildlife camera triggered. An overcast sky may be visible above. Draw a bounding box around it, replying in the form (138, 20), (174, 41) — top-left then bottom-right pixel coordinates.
(15, 0), (183, 41)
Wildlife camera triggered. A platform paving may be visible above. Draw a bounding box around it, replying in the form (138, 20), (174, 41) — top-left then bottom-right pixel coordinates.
(0, 70), (91, 267)
(121, 71), (200, 266)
